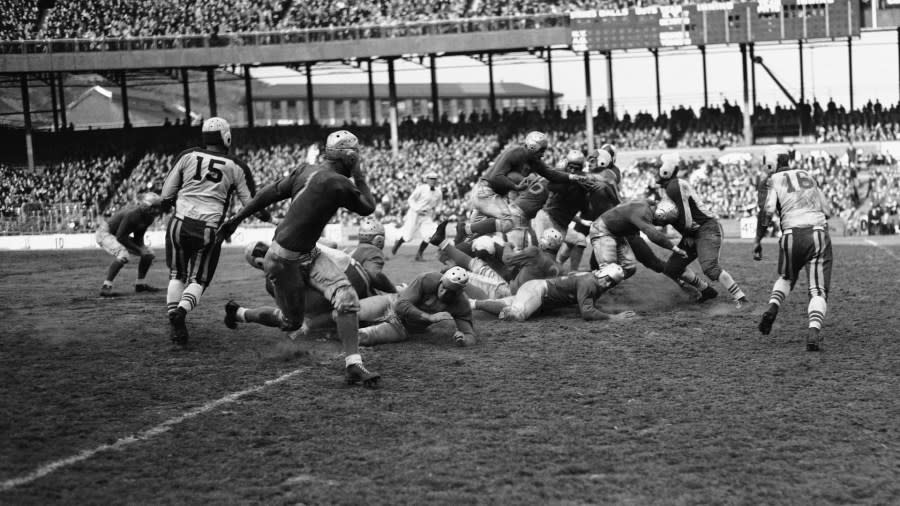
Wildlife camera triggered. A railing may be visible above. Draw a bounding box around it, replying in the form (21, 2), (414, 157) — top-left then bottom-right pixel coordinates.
(0, 14), (569, 55)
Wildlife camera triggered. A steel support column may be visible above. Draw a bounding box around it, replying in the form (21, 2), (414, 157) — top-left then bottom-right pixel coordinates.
(798, 40), (805, 106)
(488, 53), (497, 120)
(651, 48), (661, 117)
(58, 73), (67, 129)
(700, 46), (709, 108)
(367, 59), (377, 126)
(120, 71), (130, 128)
(20, 74), (34, 170)
(547, 48), (555, 110)
(740, 44), (753, 145)
(848, 36), (854, 111)
(243, 65), (254, 128)
(49, 73), (59, 132)
(206, 67), (217, 117)
(605, 51), (615, 120)
(749, 43), (757, 116)
(305, 62), (315, 125)
(584, 51), (594, 153)
(181, 68), (191, 126)
(430, 54), (440, 123)
(388, 58), (399, 156)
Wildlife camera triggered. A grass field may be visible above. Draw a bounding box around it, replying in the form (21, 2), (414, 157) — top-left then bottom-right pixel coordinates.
(2, 237), (899, 504)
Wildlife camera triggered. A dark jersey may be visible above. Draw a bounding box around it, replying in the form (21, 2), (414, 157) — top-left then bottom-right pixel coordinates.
(504, 246), (563, 292)
(600, 200), (674, 250)
(663, 178), (714, 235)
(267, 164), (375, 252)
(482, 145), (571, 195)
(107, 205), (156, 252)
(395, 272), (474, 336)
(513, 174), (550, 220)
(574, 181), (621, 236)
(543, 273), (611, 321)
(544, 180), (587, 228)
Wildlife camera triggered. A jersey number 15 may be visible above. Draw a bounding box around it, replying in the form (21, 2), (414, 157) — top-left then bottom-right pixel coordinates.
(192, 156), (224, 183)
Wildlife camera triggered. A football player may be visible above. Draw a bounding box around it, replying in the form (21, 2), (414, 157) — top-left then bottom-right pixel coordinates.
(560, 149), (621, 270)
(473, 264), (636, 322)
(216, 130), (380, 387)
(657, 154), (749, 307)
(588, 199), (717, 300)
(95, 192), (164, 296)
(459, 131), (593, 241)
(391, 171), (443, 261)
(358, 267), (476, 348)
(160, 117), (269, 345)
(754, 145), (833, 351)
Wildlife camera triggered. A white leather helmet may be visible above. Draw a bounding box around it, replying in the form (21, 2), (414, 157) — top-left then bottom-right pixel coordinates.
(202, 117), (232, 148)
(139, 192), (162, 209)
(653, 199), (679, 224)
(244, 241), (268, 270)
(658, 152), (682, 181)
(539, 228), (564, 252)
(358, 217), (386, 249)
(594, 149), (613, 170)
(524, 131), (549, 154)
(593, 263), (625, 285)
(441, 266), (469, 290)
(566, 149), (586, 168)
(324, 130), (360, 165)
(600, 143), (616, 163)
(472, 235), (497, 256)
(763, 145), (791, 174)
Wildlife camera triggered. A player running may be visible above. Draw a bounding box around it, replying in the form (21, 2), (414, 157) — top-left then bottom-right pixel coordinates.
(95, 192), (164, 296)
(459, 131), (592, 241)
(657, 154), (750, 307)
(358, 267), (476, 348)
(391, 171), (443, 261)
(560, 149), (621, 270)
(472, 264), (635, 322)
(216, 130), (380, 387)
(160, 117), (268, 345)
(533, 150), (589, 262)
(753, 145), (834, 351)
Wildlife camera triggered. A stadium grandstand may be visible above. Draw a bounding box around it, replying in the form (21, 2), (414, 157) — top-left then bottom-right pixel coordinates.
(1, 0), (899, 238)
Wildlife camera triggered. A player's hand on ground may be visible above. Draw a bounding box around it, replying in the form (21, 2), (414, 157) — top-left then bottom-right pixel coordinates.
(454, 331), (476, 347)
(752, 241), (763, 261)
(611, 311), (637, 320)
(671, 246), (688, 257)
(429, 311), (455, 323)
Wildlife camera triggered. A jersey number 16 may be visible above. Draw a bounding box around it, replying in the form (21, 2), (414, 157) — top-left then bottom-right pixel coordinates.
(192, 156), (224, 183)
(783, 171), (815, 193)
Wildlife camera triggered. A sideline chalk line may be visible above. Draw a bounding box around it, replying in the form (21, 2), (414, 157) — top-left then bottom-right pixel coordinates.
(865, 239), (900, 261)
(1, 367), (307, 492)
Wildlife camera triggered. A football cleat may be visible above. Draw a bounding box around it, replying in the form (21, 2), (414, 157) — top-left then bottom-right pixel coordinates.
(806, 327), (822, 352)
(224, 300), (240, 330)
(734, 296), (751, 310)
(429, 220), (450, 246)
(135, 284), (161, 293)
(697, 286), (718, 303)
(758, 305), (779, 335)
(99, 285), (114, 297)
(346, 363), (380, 388)
(169, 307), (189, 345)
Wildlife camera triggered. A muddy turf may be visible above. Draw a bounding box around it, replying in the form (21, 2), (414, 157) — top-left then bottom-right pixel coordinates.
(1, 237), (899, 504)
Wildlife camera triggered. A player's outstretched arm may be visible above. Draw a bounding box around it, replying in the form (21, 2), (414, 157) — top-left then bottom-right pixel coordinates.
(216, 181), (287, 242)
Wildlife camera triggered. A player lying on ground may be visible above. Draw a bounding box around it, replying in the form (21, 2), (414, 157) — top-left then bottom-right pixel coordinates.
(216, 130), (380, 387)
(226, 238), (398, 337)
(95, 192), (164, 296)
(459, 131), (595, 246)
(656, 153), (750, 308)
(160, 117), (270, 345)
(588, 198), (718, 301)
(357, 267), (477, 348)
(429, 222), (565, 299)
(754, 145), (834, 351)
(472, 263), (635, 322)
(391, 171), (443, 261)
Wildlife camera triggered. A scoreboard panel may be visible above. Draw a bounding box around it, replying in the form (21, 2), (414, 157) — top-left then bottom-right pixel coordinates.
(570, 0), (860, 52)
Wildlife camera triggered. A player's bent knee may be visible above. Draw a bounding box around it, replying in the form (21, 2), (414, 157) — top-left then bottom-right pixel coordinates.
(141, 253), (155, 263)
(332, 286), (360, 313)
(274, 309), (302, 332)
(703, 264), (723, 280)
(116, 256), (129, 265)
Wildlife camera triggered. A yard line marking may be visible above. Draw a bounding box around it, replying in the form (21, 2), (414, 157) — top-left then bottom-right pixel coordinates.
(865, 239), (900, 261)
(1, 367), (307, 492)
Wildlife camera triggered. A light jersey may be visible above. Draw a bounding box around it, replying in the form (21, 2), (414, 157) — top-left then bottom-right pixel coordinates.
(407, 183), (443, 214)
(664, 178), (715, 234)
(764, 169), (830, 230)
(162, 147), (254, 226)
